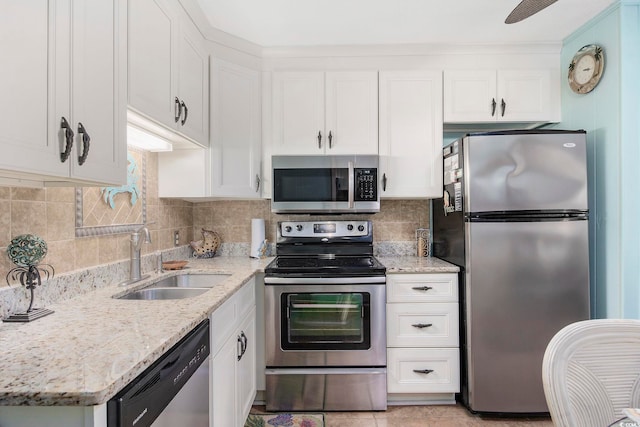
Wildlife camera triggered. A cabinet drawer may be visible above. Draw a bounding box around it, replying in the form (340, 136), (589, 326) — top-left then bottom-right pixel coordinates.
(387, 302), (459, 347)
(387, 273), (458, 303)
(387, 348), (460, 393)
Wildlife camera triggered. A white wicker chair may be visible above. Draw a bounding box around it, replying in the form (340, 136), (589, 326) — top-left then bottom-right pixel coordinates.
(542, 319), (640, 427)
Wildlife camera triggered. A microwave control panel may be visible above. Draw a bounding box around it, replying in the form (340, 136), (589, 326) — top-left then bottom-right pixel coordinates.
(355, 168), (378, 201)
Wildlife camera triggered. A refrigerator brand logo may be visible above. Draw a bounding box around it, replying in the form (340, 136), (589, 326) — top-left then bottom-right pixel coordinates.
(563, 143), (577, 148)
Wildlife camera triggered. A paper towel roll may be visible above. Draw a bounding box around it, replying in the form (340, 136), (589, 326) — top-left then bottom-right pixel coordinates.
(250, 218), (265, 258)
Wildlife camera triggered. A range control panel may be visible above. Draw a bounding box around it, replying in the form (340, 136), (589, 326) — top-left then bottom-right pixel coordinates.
(279, 221), (370, 238)
(354, 168), (378, 201)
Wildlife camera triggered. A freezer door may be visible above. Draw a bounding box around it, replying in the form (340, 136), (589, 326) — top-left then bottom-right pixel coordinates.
(464, 132), (588, 213)
(465, 219), (590, 413)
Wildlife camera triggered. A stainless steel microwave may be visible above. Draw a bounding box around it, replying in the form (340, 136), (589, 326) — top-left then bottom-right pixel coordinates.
(271, 155), (380, 214)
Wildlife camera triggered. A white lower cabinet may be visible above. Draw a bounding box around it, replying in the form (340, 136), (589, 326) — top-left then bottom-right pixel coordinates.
(386, 273), (460, 402)
(210, 278), (257, 427)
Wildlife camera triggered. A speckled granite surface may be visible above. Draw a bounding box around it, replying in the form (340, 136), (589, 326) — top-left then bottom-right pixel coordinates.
(0, 255), (456, 407)
(379, 256), (460, 273)
(0, 256), (270, 406)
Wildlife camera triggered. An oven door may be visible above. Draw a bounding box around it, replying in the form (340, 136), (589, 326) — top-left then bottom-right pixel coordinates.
(265, 280), (386, 367)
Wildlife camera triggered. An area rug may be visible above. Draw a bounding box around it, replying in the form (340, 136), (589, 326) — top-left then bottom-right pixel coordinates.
(245, 413), (324, 427)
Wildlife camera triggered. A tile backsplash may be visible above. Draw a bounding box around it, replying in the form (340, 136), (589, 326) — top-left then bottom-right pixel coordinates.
(0, 150), (431, 317)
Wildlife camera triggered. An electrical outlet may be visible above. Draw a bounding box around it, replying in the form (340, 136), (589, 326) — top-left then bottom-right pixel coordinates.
(174, 230), (179, 246)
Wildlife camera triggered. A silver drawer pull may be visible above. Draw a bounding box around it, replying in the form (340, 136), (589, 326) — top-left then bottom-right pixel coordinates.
(412, 323), (433, 329)
(413, 369), (434, 374)
(412, 286), (433, 291)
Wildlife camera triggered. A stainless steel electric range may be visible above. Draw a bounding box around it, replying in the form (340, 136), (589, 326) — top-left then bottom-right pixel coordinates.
(264, 220), (387, 412)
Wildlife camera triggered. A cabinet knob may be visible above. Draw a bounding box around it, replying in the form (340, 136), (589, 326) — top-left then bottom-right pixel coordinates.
(180, 100), (188, 125)
(60, 117), (74, 163)
(77, 122), (91, 166)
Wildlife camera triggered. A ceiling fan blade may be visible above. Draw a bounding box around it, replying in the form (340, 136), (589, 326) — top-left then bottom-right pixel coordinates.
(505, 0), (558, 24)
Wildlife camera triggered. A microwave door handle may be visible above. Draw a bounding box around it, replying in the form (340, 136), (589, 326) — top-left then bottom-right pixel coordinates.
(348, 161), (354, 208)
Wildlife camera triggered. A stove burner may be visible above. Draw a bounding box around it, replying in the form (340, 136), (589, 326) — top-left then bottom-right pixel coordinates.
(265, 255), (386, 277)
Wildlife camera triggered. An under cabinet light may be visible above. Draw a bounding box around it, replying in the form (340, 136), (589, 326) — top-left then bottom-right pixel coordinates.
(127, 125), (173, 152)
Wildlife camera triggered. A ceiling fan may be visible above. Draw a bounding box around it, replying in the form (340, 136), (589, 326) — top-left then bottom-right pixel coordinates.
(505, 0), (558, 24)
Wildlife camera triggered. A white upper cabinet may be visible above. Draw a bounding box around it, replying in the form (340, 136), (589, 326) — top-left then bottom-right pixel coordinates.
(379, 70), (443, 199)
(210, 59), (262, 198)
(128, 0), (209, 147)
(443, 69), (556, 123)
(158, 59), (262, 199)
(0, 0), (126, 186)
(272, 71), (378, 155)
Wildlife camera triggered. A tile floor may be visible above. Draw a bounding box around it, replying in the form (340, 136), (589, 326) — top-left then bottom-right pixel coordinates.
(251, 404), (555, 426)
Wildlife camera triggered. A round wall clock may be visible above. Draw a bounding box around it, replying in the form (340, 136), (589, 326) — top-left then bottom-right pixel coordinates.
(568, 44), (604, 94)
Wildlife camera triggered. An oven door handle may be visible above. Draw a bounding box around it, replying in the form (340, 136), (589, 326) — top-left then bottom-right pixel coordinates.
(290, 303), (359, 309)
(265, 368), (387, 375)
(264, 276), (386, 285)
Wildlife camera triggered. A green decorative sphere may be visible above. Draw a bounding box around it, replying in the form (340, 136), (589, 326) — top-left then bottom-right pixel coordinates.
(7, 234), (48, 267)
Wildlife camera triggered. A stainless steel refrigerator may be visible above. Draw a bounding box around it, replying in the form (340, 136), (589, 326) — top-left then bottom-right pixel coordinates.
(433, 130), (590, 414)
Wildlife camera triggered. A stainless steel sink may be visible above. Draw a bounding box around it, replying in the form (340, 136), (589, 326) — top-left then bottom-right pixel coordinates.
(117, 287), (209, 300)
(148, 273), (232, 289)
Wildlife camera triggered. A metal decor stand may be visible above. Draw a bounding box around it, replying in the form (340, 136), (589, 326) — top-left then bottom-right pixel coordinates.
(3, 264), (54, 323)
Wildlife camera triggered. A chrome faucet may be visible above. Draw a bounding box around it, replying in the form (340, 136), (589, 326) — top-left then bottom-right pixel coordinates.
(129, 225), (152, 282)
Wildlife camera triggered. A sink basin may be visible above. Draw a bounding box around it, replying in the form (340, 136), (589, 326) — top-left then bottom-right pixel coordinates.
(149, 273), (232, 289)
(116, 287), (209, 300)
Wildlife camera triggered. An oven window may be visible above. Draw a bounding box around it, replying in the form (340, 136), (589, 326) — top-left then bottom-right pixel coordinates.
(273, 168), (349, 202)
(281, 292), (371, 351)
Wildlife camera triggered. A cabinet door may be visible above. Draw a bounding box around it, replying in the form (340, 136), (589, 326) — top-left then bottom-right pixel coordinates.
(211, 60), (262, 197)
(128, 0), (177, 129)
(0, 0), (69, 178)
(497, 69), (552, 122)
(211, 333), (239, 427)
(325, 71), (378, 154)
(379, 71), (442, 198)
(237, 308), (257, 425)
(443, 70), (497, 123)
(272, 71), (325, 155)
(176, 15), (209, 146)
(70, 0), (126, 185)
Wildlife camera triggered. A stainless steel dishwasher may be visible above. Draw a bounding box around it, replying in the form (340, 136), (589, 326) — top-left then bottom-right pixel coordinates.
(107, 320), (210, 427)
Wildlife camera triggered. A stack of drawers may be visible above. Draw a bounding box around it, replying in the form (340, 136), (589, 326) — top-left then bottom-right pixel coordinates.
(386, 273), (460, 398)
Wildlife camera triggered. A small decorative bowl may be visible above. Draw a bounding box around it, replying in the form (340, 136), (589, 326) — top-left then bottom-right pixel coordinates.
(162, 260), (188, 270)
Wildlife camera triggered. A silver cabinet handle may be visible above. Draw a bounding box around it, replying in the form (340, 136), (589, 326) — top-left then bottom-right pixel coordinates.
(317, 130), (322, 149)
(501, 98), (506, 117)
(174, 97), (181, 123)
(382, 173), (387, 191)
(180, 100), (188, 125)
(255, 174), (261, 192)
(328, 131), (333, 148)
(413, 369), (434, 375)
(60, 117), (74, 163)
(412, 323), (433, 329)
(412, 286), (433, 291)
(77, 122), (90, 166)
(491, 98), (497, 117)
(237, 335), (243, 361)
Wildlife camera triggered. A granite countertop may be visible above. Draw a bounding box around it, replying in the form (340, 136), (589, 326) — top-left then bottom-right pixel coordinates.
(0, 257), (271, 407)
(378, 256), (460, 273)
(0, 255), (456, 407)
